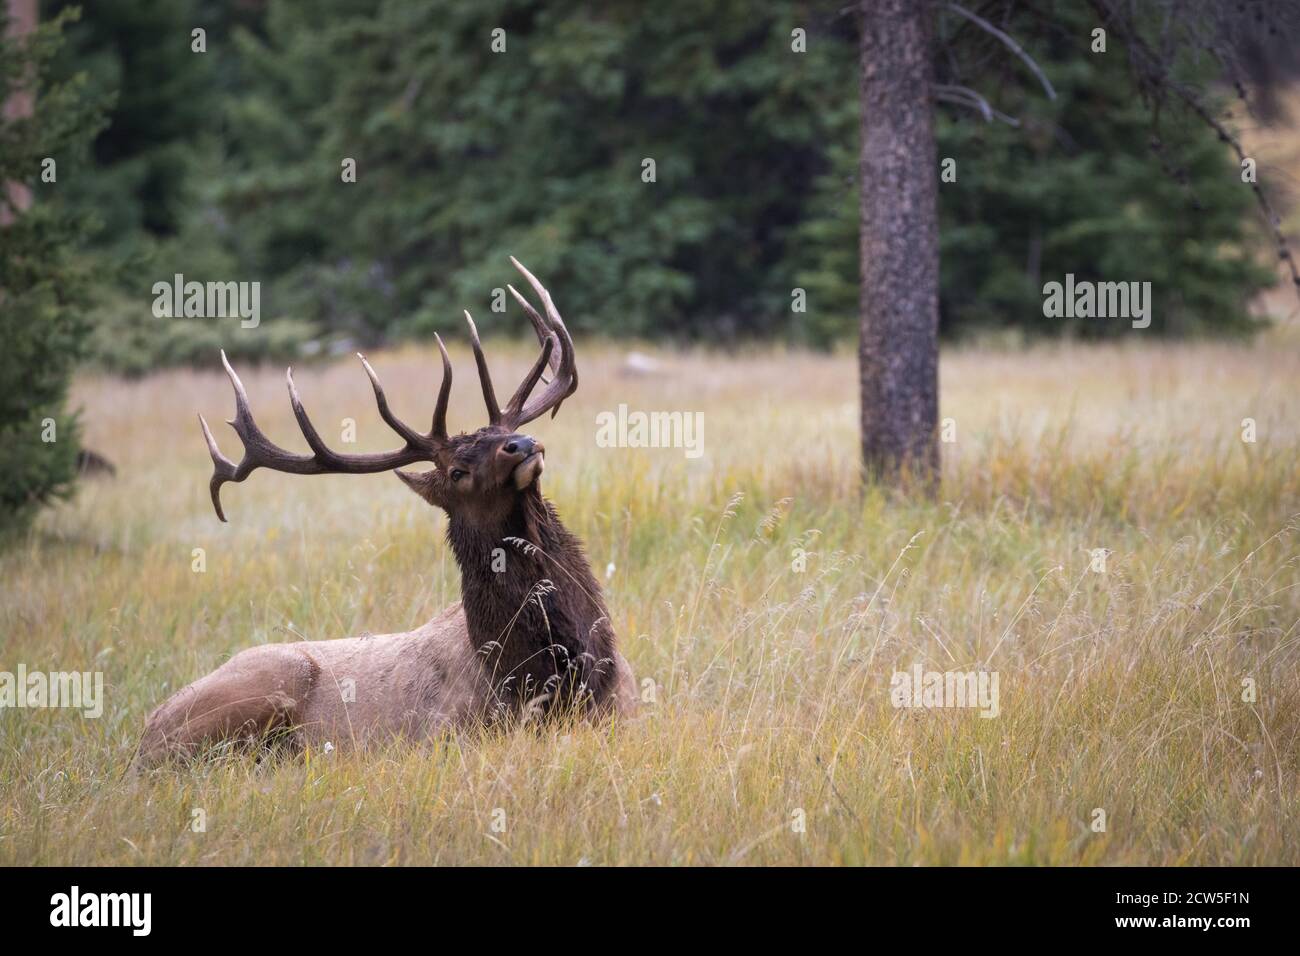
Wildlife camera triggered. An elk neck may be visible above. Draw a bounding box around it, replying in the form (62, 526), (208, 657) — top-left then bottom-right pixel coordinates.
(446, 486), (617, 714)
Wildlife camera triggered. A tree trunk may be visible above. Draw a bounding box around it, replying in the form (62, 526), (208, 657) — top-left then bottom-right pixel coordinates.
(857, 0), (940, 486)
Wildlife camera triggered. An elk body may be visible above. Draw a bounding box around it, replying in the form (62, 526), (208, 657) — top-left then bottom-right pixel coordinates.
(135, 260), (636, 767)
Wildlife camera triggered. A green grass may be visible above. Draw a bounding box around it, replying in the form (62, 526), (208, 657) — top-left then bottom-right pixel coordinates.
(2, 337), (1297, 865)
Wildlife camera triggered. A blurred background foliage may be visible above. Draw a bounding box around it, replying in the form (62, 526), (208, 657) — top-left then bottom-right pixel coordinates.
(0, 6), (105, 536)
(34, 0), (1287, 372)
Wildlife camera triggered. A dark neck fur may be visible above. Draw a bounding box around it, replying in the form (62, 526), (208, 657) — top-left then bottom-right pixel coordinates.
(448, 487), (616, 716)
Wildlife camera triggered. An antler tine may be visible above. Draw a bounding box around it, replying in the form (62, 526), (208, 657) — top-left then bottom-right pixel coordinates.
(509, 256), (562, 329)
(286, 366), (349, 466)
(285, 359), (445, 467)
(198, 349), (447, 521)
(501, 334), (556, 426)
(510, 258), (576, 396)
(432, 332), (453, 441)
(357, 352), (427, 448)
(506, 283), (559, 379)
(200, 351), (327, 522)
(505, 258), (579, 426)
(198, 413), (237, 522)
(463, 310), (502, 425)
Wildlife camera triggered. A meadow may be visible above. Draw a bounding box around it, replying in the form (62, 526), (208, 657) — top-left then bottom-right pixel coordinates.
(2, 333), (1297, 865)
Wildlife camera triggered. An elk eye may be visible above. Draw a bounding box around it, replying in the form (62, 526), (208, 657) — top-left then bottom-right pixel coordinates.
(450, 468), (467, 482)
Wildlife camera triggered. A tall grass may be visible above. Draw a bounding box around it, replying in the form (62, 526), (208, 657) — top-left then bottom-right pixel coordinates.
(1, 338), (1296, 864)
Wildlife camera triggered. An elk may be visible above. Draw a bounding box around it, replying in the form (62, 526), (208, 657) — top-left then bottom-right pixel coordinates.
(135, 259), (637, 767)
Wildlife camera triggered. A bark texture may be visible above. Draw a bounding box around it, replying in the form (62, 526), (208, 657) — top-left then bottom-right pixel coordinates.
(858, 0), (941, 485)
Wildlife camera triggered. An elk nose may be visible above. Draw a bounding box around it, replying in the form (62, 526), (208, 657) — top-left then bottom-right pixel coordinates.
(503, 435), (536, 457)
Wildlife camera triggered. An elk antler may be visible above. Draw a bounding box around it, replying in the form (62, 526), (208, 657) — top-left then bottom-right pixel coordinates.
(199, 339), (452, 521)
(199, 259), (577, 520)
(463, 256), (579, 430)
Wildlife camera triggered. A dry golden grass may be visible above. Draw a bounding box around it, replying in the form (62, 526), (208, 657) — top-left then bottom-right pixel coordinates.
(1, 335), (1297, 865)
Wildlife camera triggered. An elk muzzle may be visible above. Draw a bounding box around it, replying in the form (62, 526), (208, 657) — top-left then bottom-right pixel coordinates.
(503, 434), (545, 488)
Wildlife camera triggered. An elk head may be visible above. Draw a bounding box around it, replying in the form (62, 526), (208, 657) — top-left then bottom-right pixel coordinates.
(199, 257), (578, 523)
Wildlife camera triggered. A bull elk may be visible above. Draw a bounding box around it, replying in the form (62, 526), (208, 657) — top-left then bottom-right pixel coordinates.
(135, 259), (637, 767)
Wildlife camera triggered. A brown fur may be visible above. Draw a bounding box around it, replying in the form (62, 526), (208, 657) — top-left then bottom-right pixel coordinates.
(138, 261), (635, 768)
(136, 425), (637, 768)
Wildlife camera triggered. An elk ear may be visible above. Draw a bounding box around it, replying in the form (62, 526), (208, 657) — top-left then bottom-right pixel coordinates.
(395, 468), (442, 506)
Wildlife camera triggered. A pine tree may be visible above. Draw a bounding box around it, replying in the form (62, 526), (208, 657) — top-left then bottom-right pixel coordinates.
(796, 1), (1276, 345)
(0, 4), (106, 537)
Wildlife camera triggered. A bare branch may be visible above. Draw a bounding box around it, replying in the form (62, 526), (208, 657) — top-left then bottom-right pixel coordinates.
(1085, 0), (1300, 298)
(945, 2), (1057, 101)
(935, 83), (1021, 127)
